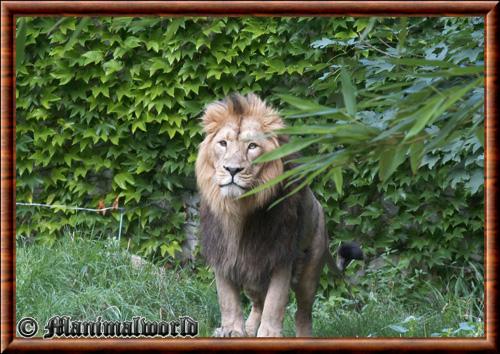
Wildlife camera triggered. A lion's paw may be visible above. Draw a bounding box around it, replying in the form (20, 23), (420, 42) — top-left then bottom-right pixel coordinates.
(213, 327), (245, 338)
(245, 323), (259, 337)
(257, 324), (282, 337)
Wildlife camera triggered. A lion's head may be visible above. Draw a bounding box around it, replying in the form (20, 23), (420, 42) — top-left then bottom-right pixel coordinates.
(195, 93), (285, 216)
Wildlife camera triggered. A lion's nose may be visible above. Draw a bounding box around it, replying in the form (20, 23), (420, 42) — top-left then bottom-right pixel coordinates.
(224, 166), (244, 177)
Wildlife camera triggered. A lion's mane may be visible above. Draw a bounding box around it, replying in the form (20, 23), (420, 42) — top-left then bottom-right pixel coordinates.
(195, 94), (308, 287)
(195, 94), (285, 217)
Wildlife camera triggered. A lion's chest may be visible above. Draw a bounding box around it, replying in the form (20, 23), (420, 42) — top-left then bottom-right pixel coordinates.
(218, 228), (293, 287)
(200, 198), (302, 287)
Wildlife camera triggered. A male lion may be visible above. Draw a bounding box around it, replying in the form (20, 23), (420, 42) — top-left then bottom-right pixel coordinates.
(195, 93), (362, 337)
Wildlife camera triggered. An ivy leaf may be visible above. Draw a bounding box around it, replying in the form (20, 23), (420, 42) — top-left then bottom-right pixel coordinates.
(131, 121), (147, 133)
(467, 169), (484, 194)
(458, 322), (475, 331)
(82, 50), (104, 65)
(114, 172), (135, 189)
(123, 36), (141, 49)
(103, 59), (123, 75)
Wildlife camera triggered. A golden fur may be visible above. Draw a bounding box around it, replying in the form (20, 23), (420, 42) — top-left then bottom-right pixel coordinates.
(195, 93), (285, 217)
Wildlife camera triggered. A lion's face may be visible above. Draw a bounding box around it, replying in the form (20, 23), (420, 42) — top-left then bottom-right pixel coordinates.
(211, 119), (275, 198)
(196, 94), (285, 214)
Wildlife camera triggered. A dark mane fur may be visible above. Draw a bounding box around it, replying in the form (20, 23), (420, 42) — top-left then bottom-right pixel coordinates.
(200, 185), (306, 288)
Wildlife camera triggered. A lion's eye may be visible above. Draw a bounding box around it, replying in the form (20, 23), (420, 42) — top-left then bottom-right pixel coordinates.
(248, 143), (258, 150)
(218, 140), (227, 147)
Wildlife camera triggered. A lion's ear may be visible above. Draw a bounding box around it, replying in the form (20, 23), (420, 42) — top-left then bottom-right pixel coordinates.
(200, 102), (228, 135)
(246, 94), (285, 133)
(261, 113), (285, 133)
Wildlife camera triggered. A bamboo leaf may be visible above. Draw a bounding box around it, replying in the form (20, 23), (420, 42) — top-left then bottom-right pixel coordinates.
(387, 66), (483, 78)
(16, 19), (27, 69)
(475, 125), (484, 148)
(277, 124), (378, 140)
(359, 18), (376, 41)
(267, 152), (348, 209)
(404, 96), (446, 140)
(397, 18), (408, 54)
(331, 167), (343, 195)
(64, 18), (90, 51)
(409, 141), (424, 174)
(387, 58), (460, 68)
(288, 108), (351, 121)
(431, 78), (482, 120)
(239, 163), (316, 199)
(340, 66), (357, 116)
(253, 137), (323, 163)
(378, 144), (408, 183)
(426, 100), (482, 151)
(267, 162), (329, 210)
(277, 94), (331, 112)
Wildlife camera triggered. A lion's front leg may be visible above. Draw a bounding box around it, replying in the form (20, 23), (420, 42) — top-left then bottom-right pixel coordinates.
(213, 270), (246, 337)
(257, 264), (292, 337)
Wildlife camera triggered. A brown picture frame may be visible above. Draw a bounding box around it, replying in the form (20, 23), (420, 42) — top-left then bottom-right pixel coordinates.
(1, 1), (498, 352)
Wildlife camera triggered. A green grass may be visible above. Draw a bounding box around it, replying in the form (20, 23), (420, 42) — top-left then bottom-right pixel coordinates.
(302, 291), (483, 337)
(16, 236), (220, 337)
(16, 236), (484, 338)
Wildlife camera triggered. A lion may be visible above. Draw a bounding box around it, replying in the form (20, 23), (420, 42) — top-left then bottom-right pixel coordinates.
(195, 93), (362, 337)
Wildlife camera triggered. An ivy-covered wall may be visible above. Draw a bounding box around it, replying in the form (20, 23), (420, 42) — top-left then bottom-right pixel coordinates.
(16, 17), (337, 257)
(16, 17), (483, 284)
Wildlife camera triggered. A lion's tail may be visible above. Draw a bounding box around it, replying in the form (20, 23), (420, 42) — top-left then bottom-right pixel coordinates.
(326, 242), (364, 276)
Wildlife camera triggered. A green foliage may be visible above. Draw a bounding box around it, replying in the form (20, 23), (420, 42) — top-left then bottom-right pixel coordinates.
(16, 16), (342, 261)
(260, 17), (483, 186)
(16, 17), (484, 302)
(255, 17), (485, 284)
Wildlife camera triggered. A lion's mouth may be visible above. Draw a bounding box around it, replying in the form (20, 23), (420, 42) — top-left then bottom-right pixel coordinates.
(219, 182), (248, 190)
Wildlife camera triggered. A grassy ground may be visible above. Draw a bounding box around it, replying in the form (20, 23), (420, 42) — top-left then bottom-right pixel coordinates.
(16, 236), (484, 338)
